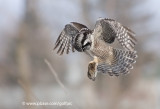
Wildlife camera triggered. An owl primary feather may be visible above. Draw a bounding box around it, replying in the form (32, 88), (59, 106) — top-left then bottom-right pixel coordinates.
(54, 18), (137, 81)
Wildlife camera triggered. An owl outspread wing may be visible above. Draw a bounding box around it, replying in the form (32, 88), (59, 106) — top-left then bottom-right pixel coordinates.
(97, 47), (137, 76)
(54, 18), (138, 80)
(54, 22), (87, 55)
(93, 18), (137, 51)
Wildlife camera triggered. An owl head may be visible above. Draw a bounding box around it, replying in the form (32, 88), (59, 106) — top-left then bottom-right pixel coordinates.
(72, 29), (92, 52)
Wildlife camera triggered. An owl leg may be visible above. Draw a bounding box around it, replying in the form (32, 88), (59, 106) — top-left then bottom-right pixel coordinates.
(87, 56), (98, 81)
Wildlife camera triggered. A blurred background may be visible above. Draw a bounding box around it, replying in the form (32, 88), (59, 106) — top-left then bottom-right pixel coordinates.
(0, 0), (160, 109)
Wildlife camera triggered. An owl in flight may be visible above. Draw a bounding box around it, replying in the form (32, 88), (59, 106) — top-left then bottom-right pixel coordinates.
(54, 18), (137, 81)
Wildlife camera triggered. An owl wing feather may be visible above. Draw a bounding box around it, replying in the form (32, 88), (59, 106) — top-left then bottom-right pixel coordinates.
(97, 47), (137, 76)
(54, 22), (87, 55)
(93, 18), (137, 51)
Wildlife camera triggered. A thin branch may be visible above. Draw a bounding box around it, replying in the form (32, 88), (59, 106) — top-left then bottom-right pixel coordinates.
(44, 59), (79, 109)
(18, 79), (46, 109)
(44, 59), (67, 92)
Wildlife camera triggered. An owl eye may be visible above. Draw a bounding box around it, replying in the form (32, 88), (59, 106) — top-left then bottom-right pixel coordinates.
(84, 42), (91, 47)
(83, 38), (90, 46)
(82, 41), (91, 50)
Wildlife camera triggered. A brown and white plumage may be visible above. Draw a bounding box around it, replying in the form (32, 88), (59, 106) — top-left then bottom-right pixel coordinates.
(54, 18), (138, 81)
(54, 22), (88, 55)
(88, 37), (137, 78)
(93, 18), (137, 51)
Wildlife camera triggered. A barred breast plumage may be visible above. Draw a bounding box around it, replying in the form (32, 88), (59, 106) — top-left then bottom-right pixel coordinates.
(90, 37), (113, 62)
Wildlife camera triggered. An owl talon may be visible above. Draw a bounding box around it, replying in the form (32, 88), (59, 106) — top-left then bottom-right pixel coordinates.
(87, 60), (98, 81)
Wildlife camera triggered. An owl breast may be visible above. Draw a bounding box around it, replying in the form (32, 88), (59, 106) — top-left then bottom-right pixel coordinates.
(90, 38), (112, 60)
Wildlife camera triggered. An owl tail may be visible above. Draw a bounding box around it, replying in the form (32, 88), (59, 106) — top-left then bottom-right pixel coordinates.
(97, 49), (138, 76)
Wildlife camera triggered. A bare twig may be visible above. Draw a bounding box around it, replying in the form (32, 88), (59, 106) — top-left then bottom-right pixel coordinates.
(44, 59), (79, 109)
(44, 59), (67, 92)
(18, 80), (37, 101)
(18, 79), (46, 109)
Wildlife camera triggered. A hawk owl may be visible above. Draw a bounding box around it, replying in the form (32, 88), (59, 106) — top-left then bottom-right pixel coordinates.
(54, 18), (137, 81)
